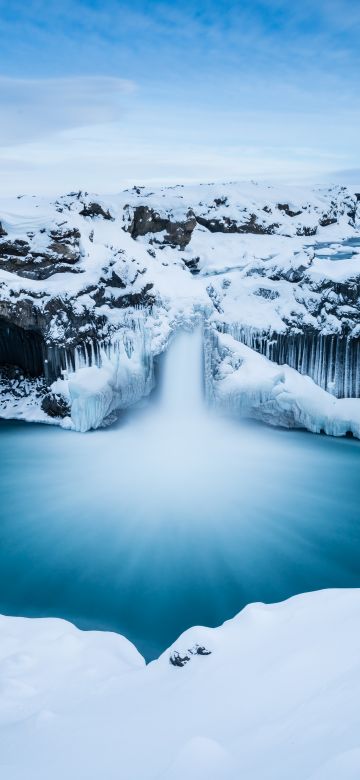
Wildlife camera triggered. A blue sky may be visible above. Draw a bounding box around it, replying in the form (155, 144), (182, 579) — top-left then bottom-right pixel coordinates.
(0, 0), (359, 193)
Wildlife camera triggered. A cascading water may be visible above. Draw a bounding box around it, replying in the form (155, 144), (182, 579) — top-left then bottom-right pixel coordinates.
(158, 327), (204, 417)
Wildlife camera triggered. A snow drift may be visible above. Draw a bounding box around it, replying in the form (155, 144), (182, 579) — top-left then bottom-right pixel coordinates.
(0, 589), (360, 779)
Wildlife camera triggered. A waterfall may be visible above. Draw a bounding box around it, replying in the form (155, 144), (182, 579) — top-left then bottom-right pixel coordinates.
(159, 327), (204, 417)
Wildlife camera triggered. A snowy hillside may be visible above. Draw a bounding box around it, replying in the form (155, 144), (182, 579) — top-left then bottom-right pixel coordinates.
(1, 589), (360, 780)
(0, 181), (360, 433)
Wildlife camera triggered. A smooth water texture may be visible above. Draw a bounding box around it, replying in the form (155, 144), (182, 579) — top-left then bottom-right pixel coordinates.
(0, 329), (360, 660)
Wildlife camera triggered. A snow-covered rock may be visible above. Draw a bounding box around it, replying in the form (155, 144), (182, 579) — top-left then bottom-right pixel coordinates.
(0, 181), (360, 432)
(1, 589), (360, 779)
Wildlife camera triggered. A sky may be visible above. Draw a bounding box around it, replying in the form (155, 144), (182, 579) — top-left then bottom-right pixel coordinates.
(0, 0), (359, 194)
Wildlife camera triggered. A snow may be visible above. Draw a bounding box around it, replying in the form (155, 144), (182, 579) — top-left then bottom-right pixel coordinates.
(208, 331), (360, 436)
(1, 589), (360, 779)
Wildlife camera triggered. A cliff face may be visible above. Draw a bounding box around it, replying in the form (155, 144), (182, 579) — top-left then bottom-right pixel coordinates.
(0, 181), (359, 431)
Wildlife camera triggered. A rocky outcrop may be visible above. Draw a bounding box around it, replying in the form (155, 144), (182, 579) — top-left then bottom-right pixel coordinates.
(125, 205), (197, 248)
(0, 227), (82, 280)
(93, 281), (155, 310)
(196, 213), (279, 234)
(41, 392), (70, 418)
(295, 225), (318, 236)
(169, 645), (211, 667)
(79, 202), (113, 220)
(277, 203), (302, 218)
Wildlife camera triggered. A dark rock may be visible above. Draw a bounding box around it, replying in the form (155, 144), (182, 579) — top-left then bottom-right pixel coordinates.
(47, 226), (81, 265)
(319, 216), (337, 227)
(169, 645), (212, 666)
(196, 213), (279, 235)
(126, 206), (196, 248)
(183, 256), (200, 275)
(0, 228), (82, 280)
(113, 283), (155, 309)
(49, 226), (81, 243)
(0, 317), (45, 377)
(79, 202), (113, 220)
(0, 222), (7, 237)
(104, 270), (126, 289)
(296, 226), (317, 236)
(94, 282), (155, 310)
(0, 295), (108, 381)
(191, 645), (211, 656)
(277, 203), (302, 217)
(41, 392), (70, 419)
(169, 651), (190, 667)
(0, 239), (29, 257)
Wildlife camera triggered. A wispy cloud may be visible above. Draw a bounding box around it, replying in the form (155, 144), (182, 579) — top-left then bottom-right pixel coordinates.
(0, 76), (136, 144)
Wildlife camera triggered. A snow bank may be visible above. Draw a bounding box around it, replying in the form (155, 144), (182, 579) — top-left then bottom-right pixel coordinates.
(1, 589), (360, 779)
(207, 330), (360, 437)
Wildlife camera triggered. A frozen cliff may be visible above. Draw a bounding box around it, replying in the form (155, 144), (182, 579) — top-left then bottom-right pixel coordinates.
(0, 181), (360, 433)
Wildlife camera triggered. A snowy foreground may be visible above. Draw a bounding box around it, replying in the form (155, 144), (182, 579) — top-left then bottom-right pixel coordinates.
(1, 589), (360, 780)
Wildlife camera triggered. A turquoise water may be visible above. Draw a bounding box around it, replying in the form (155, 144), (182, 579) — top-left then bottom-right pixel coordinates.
(310, 236), (360, 261)
(0, 332), (360, 659)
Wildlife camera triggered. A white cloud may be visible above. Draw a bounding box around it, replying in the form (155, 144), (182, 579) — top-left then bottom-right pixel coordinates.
(0, 75), (137, 144)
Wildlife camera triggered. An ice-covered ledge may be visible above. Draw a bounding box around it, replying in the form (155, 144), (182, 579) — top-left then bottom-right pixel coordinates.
(206, 329), (360, 438)
(0, 589), (359, 779)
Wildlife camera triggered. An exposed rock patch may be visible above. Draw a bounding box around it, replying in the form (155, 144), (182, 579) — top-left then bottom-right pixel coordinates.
(126, 205), (196, 248)
(277, 203), (302, 217)
(41, 392), (70, 419)
(0, 227), (82, 280)
(79, 202), (114, 220)
(169, 645), (212, 667)
(196, 213), (280, 234)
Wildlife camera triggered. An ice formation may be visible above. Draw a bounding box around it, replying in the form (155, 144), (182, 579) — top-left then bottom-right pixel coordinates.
(52, 316), (154, 431)
(205, 328), (360, 437)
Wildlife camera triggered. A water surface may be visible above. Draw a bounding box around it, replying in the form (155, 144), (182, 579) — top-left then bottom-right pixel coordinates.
(0, 330), (359, 659)
(310, 236), (360, 261)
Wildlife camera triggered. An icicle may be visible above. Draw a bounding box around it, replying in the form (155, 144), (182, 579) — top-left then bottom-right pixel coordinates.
(213, 321), (360, 399)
